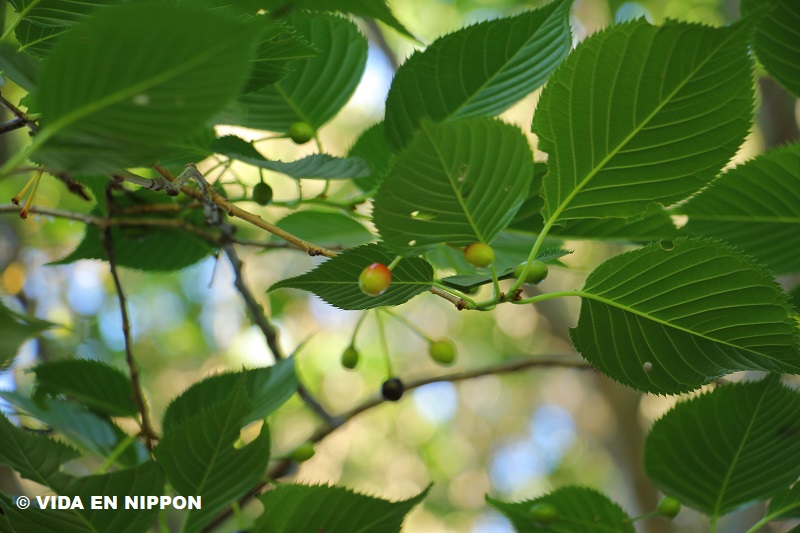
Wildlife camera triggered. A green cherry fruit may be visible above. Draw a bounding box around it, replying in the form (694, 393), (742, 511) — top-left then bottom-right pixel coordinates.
(288, 121), (315, 144)
(381, 377), (404, 401)
(515, 260), (548, 284)
(359, 263), (391, 296)
(656, 497), (681, 519)
(464, 243), (495, 268)
(289, 442), (316, 463)
(428, 339), (457, 366)
(341, 345), (360, 370)
(529, 503), (559, 524)
(252, 182), (273, 206)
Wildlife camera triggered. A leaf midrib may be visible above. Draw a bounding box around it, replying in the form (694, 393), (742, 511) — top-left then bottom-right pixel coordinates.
(544, 23), (746, 226)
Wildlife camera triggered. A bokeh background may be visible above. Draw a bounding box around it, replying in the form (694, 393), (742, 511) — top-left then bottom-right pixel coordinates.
(1, 0), (799, 531)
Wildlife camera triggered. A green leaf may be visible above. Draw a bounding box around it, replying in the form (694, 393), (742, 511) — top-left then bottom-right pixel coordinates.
(52, 190), (213, 271)
(161, 358), (298, 433)
(243, 21), (318, 93)
(571, 238), (800, 394)
(254, 483), (430, 533)
(0, 299), (55, 368)
(0, 493), (87, 533)
(373, 118), (536, 255)
(274, 211), (374, 248)
(534, 20), (754, 223)
(347, 121), (394, 192)
(0, 43), (39, 91)
(769, 483), (800, 520)
(32, 4), (260, 173)
(384, 0), (572, 150)
(227, 12), (367, 132)
(486, 486), (634, 532)
(154, 382), (271, 533)
(1, 392), (147, 467)
(263, 0), (414, 39)
(742, 0), (800, 98)
(269, 243), (433, 310)
(681, 144), (800, 274)
(213, 135), (370, 179)
(32, 359), (137, 417)
(644, 378), (800, 516)
(0, 412), (79, 490)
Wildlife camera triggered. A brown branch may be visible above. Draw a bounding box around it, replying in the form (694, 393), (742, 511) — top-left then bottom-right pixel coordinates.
(203, 353), (590, 531)
(0, 93), (36, 133)
(0, 118), (25, 134)
(99, 187), (157, 450)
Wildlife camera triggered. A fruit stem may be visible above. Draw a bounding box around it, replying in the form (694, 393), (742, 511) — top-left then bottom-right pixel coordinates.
(625, 511), (659, 523)
(431, 282), (477, 308)
(349, 311), (369, 348)
(506, 216), (558, 296)
(382, 308), (433, 343)
(513, 290), (583, 306)
(386, 255), (403, 271)
(376, 309), (393, 378)
(489, 263), (502, 300)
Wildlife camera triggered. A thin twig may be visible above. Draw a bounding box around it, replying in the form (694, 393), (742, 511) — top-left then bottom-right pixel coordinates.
(203, 353), (591, 531)
(0, 92), (36, 132)
(99, 186), (157, 450)
(0, 117), (25, 134)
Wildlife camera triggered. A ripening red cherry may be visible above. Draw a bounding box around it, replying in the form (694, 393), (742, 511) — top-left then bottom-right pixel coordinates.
(464, 243), (495, 268)
(288, 121), (315, 144)
(359, 263), (391, 296)
(515, 260), (548, 284)
(429, 339), (457, 366)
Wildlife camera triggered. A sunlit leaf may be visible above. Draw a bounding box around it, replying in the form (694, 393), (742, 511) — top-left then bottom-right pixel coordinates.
(645, 378), (800, 516)
(254, 483), (430, 533)
(681, 144), (800, 274)
(373, 118), (535, 255)
(535, 20), (753, 223)
(571, 238), (800, 394)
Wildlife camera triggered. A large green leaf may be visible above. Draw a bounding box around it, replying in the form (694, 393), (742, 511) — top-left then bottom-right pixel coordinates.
(254, 483), (430, 533)
(0, 299), (55, 368)
(0, 492), (86, 533)
(644, 378), (800, 516)
(161, 358), (297, 433)
(243, 20), (317, 93)
(534, 20), (753, 223)
(27, 4), (259, 174)
(213, 135), (369, 179)
(681, 144), (800, 274)
(33, 359), (137, 417)
(263, 0), (414, 39)
(742, 0), (800, 98)
(769, 483), (800, 520)
(487, 486), (634, 532)
(227, 12), (367, 132)
(384, 0), (572, 150)
(154, 383), (271, 533)
(274, 211), (374, 248)
(0, 412), (79, 490)
(373, 118), (535, 255)
(269, 243), (433, 310)
(1, 392), (147, 467)
(347, 121), (394, 192)
(0, 43), (39, 91)
(571, 238), (800, 394)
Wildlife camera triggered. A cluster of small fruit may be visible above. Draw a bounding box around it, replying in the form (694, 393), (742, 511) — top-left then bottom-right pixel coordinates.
(250, 121), (316, 206)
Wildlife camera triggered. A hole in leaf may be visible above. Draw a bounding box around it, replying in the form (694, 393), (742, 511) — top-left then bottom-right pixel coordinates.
(408, 240), (417, 246)
(643, 362), (653, 372)
(660, 240), (674, 251)
(410, 210), (438, 220)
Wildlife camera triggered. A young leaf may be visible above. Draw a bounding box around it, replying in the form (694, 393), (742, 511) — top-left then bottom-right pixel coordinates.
(384, 0), (572, 150)
(741, 0), (800, 98)
(213, 135), (370, 179)
(33, 359), (137, 417)
(263, 0), (415, 39)
(31, 4), (260, 174)
(0, 299), (55, 368)
(681, 144), (800, 274)
(254, 483), (430, 533)
(644, 378), (800, 516)
(348, 121), (394, 192)
(534, 20), (753, 223)
(274, 211), (374, 248)
(486, 486), (634, 532)
(373, 118), (535, 255)
(571, 238), (800, 394)
(161, 358), (298, 433)
(154, 383), (271, 533)
(0, 412), (79, 490)
(269, 243), (433, 310)
(228, 13), (367, 132)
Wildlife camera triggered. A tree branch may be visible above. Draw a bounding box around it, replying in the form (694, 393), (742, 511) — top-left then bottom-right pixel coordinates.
(203, 353), (590, 531)
(99, 186), (157, 450)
